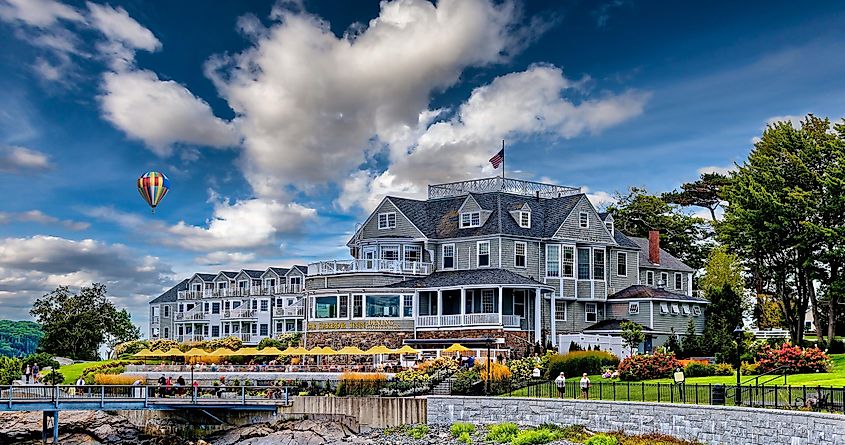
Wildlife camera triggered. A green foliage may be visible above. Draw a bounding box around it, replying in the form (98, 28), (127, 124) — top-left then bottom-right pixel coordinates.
(679, 320), (703, 358)
(510, 428), (562, 445)
(712, 363), (734, 376)
(620, 321), (645, 355)
(42, 369), (64, 385)
(22, 353), (60, 371)
(486, 422), (519, 443)
(618, 352), (680, 381)
(452, 368), (482, 395)
(0, 320), (43, 357)
(585, 434), (618, 445)
(406, 424), (430, 440)
(507, 357), (537, 386)
(114, 340), (149, 358)
(557, 424), (590, 442)
(458, 431), (472, 444)
(545, 351), (619, 379)
(206, 336), (243, 351)
(80, 360), (136, 384)
(450, 422), (476, 438)
(683, 363), (712, 377)
(663, 172), (732, 222)
(701, 284), (744, 363)
(30, 284), (140, 360)
(148, 339), (180, 352)
(699, 245), (744, 297)
(0, 356), (22, 385)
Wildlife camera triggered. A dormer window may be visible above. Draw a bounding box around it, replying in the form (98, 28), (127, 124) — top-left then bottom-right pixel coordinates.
(460, 211), (481, 228)
(605, 221), (613, 235)
(518, 211), (531, 228)
(579, 212), (589, 228)
(378, 212), (396, 229)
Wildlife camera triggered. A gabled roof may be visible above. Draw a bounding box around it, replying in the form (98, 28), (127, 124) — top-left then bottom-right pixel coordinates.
(387, 269), (554, 290)
(214, 271), (238, 280)
(629, 237), (694, 272)
(290, 265), (308, 275)
(613, 231), (641, 249)
(149, 279), (188, 304)
(583, 319), (654, 333)
(193, 273), (216, 282)
(241, 269), (263, 279)
(608, 285), (708, 303)
(267, 267), (289, 276)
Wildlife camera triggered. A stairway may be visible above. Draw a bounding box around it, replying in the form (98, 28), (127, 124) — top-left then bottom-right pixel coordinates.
(432, 378), (454, 395)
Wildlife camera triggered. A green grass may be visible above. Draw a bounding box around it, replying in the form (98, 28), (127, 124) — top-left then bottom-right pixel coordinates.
(58, 360), (117, 384)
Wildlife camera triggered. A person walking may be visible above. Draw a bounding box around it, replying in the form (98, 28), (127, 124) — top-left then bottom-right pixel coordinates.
(24, 364), (31, 384)
(157, 374), (166, 398)
(554, 372), (567, 398)
(580, 373), (591, 399)
(32, 364), (39, 384)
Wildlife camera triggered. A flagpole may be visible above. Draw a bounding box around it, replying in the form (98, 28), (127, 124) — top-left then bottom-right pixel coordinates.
(501, 139), (505, 180)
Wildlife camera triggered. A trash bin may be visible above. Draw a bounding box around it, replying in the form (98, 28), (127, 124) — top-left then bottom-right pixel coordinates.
(711, 384), (726, 405)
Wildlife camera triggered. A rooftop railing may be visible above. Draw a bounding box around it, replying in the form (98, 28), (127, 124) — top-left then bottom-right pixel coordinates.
(428, 176), (581, 199)
(308, 259), (432, 276)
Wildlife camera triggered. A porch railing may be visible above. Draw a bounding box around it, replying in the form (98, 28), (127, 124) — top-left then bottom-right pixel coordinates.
(274, 305), (305, 317)
(222, 309), (257, 319)
(417, 313), (502, 327)
(308, 259), (432, 276)
(502, 315), (522, 328)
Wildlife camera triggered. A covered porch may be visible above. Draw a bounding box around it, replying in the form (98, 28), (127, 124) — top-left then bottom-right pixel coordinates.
(416, 287), (538, 329)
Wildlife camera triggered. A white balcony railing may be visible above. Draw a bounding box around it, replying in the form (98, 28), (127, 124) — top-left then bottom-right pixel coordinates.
(150, 316), (160, 325)
(416, 313), (501, 327)
(274, 305), (305, 317)
(176, 334), (206, 342)
(238, 333), (261, 343)
(174, 305), (209, 321)
(222, 309), (257, 319)
(308, 259), (432, 276)
(502, 314), (522, 328)
(177, 290), (211, 300)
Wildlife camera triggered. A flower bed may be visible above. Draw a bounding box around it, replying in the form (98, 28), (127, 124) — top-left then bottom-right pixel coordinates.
(617, 352), (680, 381)
(756, 343), (830, 373)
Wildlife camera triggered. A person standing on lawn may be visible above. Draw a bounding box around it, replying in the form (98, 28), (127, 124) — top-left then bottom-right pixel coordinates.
(554, 372), (566, 398)
(24, 364), (31, 384)
(580, 373), (591, 399)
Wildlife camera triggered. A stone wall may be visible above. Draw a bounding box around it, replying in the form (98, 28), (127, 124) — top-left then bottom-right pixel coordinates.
(416, 329), (531, 357)
(305, 330), (415, 349)
(426, 396), (845, 445)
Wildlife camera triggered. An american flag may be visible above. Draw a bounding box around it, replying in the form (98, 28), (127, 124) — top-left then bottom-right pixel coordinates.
(489, 148), (504, 169)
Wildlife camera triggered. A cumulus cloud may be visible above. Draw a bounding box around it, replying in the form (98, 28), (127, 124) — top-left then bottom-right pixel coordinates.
(766, 114), (804, 128)
(698, 165), (735, 176)
(584, 189), (616, 209)
(339, 64), (650, 211)
(86, 2), (160, 52)
(195, 251), (257, 266)
(0, 145), (52, 173)
(0, 0), (83, 28)
(0, 210), (89, 230)
(99, 69), (240, 156)
(207, 0), (525, 198)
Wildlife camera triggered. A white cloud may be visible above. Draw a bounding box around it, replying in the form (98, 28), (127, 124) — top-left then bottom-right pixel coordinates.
(766, 114), (804, 128)
(99, 69), (240, 156)
(195, 251), (257, 266)
(584, 189), (616, 209)
(339, 64), (650, 210)
(86, 2), (160, 52)
(697, 165), (735, 176)
(0, 145), (52, 173)
(0, 0), (83, 28)
(207, 0), (525, 198)
(0, 210), (89, 230)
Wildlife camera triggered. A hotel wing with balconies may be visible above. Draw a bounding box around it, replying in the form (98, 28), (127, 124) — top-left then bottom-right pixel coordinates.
(148, 177), (708, 354)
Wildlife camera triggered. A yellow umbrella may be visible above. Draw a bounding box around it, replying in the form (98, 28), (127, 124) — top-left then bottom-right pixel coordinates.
(320, 346), (338, 356)
(337, 346), (365, 355)
(234, 347), (260, 356)
(208, 348), (235, 357)
(257, 346), (284, 355)
(443, 343), (470, 353)
(394, 345), (421, 354)
(160, 348), (185, 357)
(281, 346), (308, 356)
(364, 345), (395, 355)
(303, 346), (325, 356)
(133, 348), (156, 358)
(183, 347), (209, 357)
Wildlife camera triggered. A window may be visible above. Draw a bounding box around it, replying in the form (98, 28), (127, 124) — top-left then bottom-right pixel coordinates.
(251, 300), (258, 311)
(692, 305), (701, 316)
(404, 245), (422, 263)
(514, 291), (525, 316)
(339, 295), (348, 318)
(378, 212), (396, 229)
(660, 302), (669, 314)
(562, 246), (574, 278)
(674, 273), (683, 290)
(682, 304), (691, 316)
(353, 295), (363, 318)
(554, 301), (566, 321)
(163, 327), (169, 339)
(289, 276), (302, 292)
(518, 211), (531, 228)
(204, 302), (209, 313)
(671, 303), (680, 315)
(546, 245), (560, 277)
(260, 324), (268, 336)
(163, 306), (170, 317)
(260, 300), (269, 312)
(460, 211), (481, 228)
(585, 303), (597, 322)
(212, 326), (220, 337)
(477, 241), (490, 267)
(381, 245), (400, 261)
(211, 302), (220, 314)
(605, 221), (613, 235)
(646, 270), (654, 286)
(442, 244), (455, 269)
(577, 247), (591, 280)
(481, 290), (495, 313)
(593, 249), (605, 280)
(223, 324), (230, 335)
(366, 295), (401, 317)
(403, 295), (413, 317)
(514, 241), (527, 268)
(616, 252), (627, 277)
(628, 302), (639, 315)
(660, 272), (669, 287)
(315, 296), (337, 318)
(579, 212), (589, 228)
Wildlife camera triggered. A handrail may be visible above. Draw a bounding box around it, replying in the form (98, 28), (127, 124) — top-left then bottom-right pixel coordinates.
(740, 365), (789, 387)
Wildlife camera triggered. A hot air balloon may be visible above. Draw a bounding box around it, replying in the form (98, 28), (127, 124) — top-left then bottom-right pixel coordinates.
(137, 171), (170, 213)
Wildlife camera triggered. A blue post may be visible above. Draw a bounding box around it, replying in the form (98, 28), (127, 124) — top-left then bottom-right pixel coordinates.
(52, 411), (58, 444)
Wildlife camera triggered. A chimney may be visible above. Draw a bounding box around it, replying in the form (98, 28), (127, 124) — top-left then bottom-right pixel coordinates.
(648, 230), (660, 265)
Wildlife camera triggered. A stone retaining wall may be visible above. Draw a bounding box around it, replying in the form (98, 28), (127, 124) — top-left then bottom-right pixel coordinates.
(426, 396), (845, 445)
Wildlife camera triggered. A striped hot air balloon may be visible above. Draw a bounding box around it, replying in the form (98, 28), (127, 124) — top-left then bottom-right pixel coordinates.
(137, 171), (170, 214)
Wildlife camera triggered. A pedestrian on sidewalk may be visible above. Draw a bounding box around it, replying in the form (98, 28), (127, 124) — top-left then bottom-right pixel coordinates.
(580, 373), (591, 399)
(554, 372), (566, 398)
(24, 364), (31, 384)
(32, 363), (39, 384)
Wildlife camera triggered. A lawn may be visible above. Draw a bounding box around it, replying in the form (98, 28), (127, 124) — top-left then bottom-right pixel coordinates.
(58, 360), (117, 384)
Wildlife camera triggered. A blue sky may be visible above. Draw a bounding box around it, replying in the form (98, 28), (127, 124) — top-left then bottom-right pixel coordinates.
(0, 0), (843, 333)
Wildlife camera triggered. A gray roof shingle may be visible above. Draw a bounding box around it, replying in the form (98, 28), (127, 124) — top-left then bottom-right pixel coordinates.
(629, 237), (694, 272)
(195, 273), (216, 281)
(608, 285), (708, 303)
(268, 267), (289, 276)
(242, 269), (263, 279)
(387, 269), (554, 289)
(149, 279), (188, 304)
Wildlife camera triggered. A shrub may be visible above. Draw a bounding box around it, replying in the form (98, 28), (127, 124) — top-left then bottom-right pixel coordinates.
(618, 352), (680, 381)
(0, 357), (22, 385)
(452, 368), (482, 395)
(756, 343), (830, 373)
(545, 351), (620, 379)
(585, 434), (618, 445)
(485, 422), (519, 443)
(508, 357), (537, 386)
(23, 353), (60, 371)
(80, 361), (138, 384)
(683, 363), (712, 377)
(407, 424), (430, 440)
(147, 339), (179, 352)
(42, 370), (64, 385)
(205, 336), (243, 351)
(335, 372), (386, 396)
(510, 428), (562, 445)
(740, 361), (759, 375)
(458, 431), (472, 444)
(114, 340), (149, 358)
(712, 363), (734, 376)
(450, 422), (476, 438)
(94, 374), (144, 385)
(557, 424), (589, 442)
(419, 357), (458, 374)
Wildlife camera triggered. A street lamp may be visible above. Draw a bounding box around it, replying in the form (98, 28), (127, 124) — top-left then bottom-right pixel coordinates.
(733, 325), (744, 405)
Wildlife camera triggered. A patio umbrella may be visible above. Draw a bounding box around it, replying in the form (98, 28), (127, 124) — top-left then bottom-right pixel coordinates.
(233, 347), (260, 356)
(443, 343), (470, 353)
(364, 345), (395, 355)
(132, 348), (156, 358)
(304, 346), (325, 355)
(320, 346), (338, 356)
(257, 346), (285, 356)
(208, 348), (235, 357)
(394, 345), (421, 354)
(182, 348), (207, 388)
(160, 348), (185, 357)
(337, 346), (366, 355)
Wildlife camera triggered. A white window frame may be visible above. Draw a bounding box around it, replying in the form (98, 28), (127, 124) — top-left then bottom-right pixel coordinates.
(605, 221), (613, 235)
(403, 245), (422, 263)
(660, 272), (669, 287)
(546, 244), (560, 278)
(460, 211), (481, 228)
(554, 300), (566, 321)
(514, 241), (527, 268)
(671, 303), (680, 315)
(442, 244), (455, 269)
(682, 304), (691, 316)
(616, 252), (627, 277)
(579, 212), (589, 228)
(585, 303), (598, 323)
(628, 302), (639, 315)
(646, 270), (654, 286)
(518, 211), (531, 228)
(593, 248), (605, 280)
(674, 272), (683, 290)
(692, 305), (701, 316)
(377, 212), (396, 230)
(562, 246), (574, 278)
(381, 244), (400, 261)
(477, 241), (491, 268)
(577, 247), (592, 280)
(660, 302), (669, 314)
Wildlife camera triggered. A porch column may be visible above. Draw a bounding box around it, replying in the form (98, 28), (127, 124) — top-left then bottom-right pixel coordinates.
(534, 288), (541, 343)
(437, 289), (443, 326)
(550, 292), (556, 347)
(498, 286), (504, 325)
(460, 288), (466, 323)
